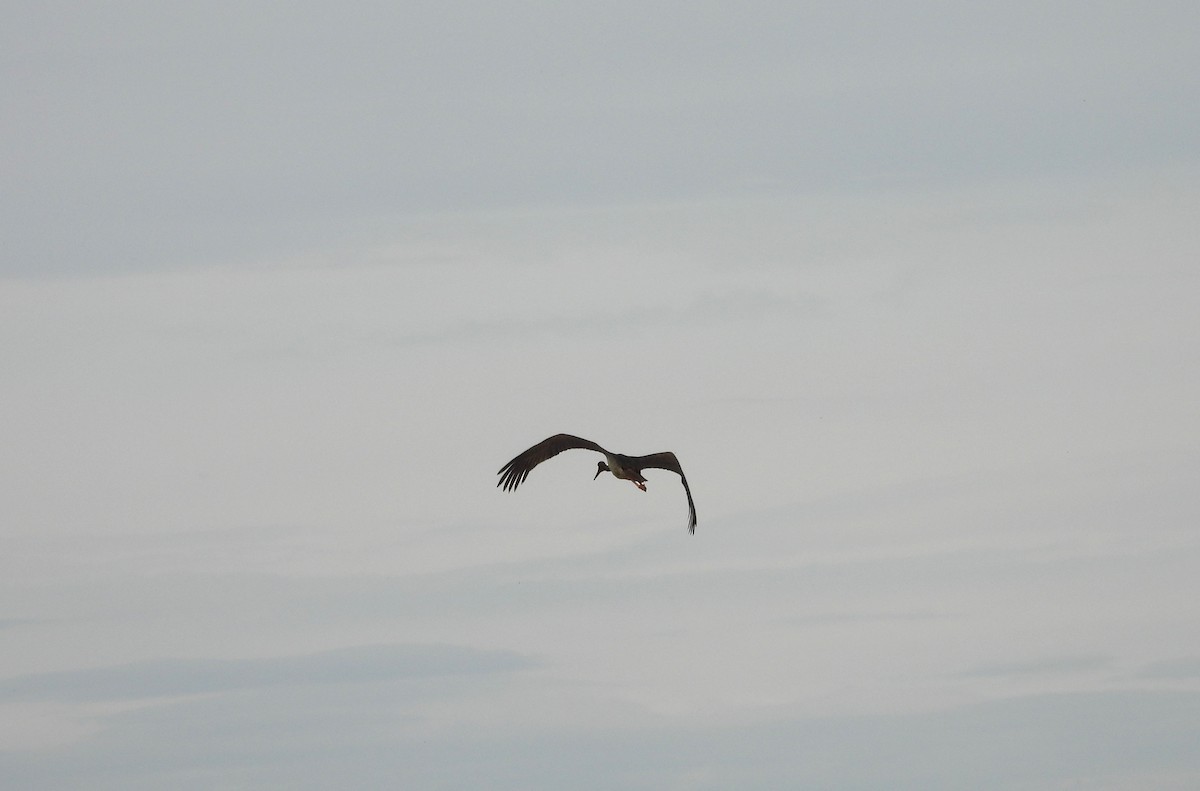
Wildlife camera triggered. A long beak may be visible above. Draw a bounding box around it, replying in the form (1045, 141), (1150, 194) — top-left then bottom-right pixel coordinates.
(593, 469), (603, 480)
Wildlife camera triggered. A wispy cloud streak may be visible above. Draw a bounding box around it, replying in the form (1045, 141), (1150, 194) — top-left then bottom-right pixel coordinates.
(0, 644), (532, 704)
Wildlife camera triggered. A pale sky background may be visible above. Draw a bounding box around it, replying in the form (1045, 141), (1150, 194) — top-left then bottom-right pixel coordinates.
(3, 2), (1200, 789)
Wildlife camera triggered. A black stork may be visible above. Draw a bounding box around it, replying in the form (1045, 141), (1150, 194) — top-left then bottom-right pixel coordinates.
(497, 434), (697, 534)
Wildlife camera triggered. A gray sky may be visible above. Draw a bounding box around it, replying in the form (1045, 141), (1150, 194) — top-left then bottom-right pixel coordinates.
(3, 2), (1200, 789)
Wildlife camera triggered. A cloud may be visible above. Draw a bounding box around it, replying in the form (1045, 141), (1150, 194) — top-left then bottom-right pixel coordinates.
(958, 655), (1112, 679)
(10, 2), (1197, 275)
(0, 644), (533, 704)
(4, 688), (1199, 791)
(1139, 658), (1200, 680)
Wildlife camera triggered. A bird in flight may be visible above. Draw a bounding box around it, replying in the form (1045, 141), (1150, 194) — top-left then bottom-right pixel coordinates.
(497, 434), (697, 534)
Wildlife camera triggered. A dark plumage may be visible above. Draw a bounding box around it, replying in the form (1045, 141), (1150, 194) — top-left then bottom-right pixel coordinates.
(497, 433), (697, 534)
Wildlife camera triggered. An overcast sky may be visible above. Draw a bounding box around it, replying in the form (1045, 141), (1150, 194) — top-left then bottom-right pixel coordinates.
(3, 2), (1200, 789)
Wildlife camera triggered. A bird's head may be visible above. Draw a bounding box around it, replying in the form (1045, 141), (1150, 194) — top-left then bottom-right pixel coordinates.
(594, 461), (610, 480)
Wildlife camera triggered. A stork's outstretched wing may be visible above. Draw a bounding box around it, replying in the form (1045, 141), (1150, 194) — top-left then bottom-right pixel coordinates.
(637, 452), (698, 534)
(496, 434), (608, 492)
